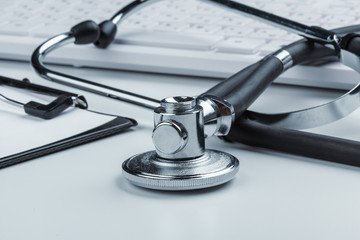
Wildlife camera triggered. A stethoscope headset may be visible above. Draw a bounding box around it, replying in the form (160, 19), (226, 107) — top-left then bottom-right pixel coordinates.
(27, 0), (360, 190)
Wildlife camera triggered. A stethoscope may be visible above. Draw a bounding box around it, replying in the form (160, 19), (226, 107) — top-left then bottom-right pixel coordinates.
(30, 0), (360, 190)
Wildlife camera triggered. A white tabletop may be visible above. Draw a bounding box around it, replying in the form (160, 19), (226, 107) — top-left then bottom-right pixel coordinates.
(0, 60), (360, 240)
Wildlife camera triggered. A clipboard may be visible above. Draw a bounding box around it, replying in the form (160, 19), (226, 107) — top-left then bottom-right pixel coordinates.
(0, 75), (137, 169)
(0, 116), (137, 169)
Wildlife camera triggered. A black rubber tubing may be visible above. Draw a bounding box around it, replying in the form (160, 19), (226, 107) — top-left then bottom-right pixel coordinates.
(202, 61), (262, 99)
(201, 39), (339, 118)
(225, 118), (360, 167)
(202, 56), (283, 117)
(223, 25), (360, 165)
(284, 40), (336, 65)
(342, 33), (360, 56)
(201, 25), (360, 118)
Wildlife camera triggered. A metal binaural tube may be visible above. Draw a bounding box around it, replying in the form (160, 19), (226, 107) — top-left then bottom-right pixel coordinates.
(31, 33), (160, 110)
(201, 0), (338, 45)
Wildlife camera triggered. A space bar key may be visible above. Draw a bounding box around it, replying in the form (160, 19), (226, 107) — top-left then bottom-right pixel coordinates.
(114, 31), (223, 50)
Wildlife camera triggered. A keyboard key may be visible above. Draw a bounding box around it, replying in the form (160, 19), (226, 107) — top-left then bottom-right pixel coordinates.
(217, 26), (254, 37)
(0, 21), (39, 36)
(195, 5), (228, 16)
(321, 15), (357, 25)
(188, 14), (223, 25)
(290, 12), (320, 23)
(283, 34), (302, 42)
(184, 24), (222, 34)
(32, 24), (69, 38)
(120, 19), (158, 31)
(131, 11), (159, 21)
(153, 22), (189, 32)
(250, 28), (287, 40)
(160, 1), (196, 15)
(259, 40), (291, 55)
(261, 3), (287, 13)
(0, 1), (18, 10)
(115, 31), (223, 50)
(156, 12), (187, 22)
(219, 15), (253, 27)
(287, 3), (321, 13)
(215, 37), (265, 54)
(249, 21), (275, 30)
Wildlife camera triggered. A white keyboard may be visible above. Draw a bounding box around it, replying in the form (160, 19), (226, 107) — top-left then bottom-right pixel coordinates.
(1, 0), (360, 89)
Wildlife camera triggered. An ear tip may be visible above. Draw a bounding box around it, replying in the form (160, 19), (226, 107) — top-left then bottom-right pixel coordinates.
(71, 20), (101, 44)
(94, 20), (118, 48)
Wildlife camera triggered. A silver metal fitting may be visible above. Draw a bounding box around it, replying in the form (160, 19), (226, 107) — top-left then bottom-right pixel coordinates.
(273, 49), (293, 71)
(198, 95), (235, 137)
(122, 96), (240, 191)
(340, 49), (360, 74)
(153, 96), (204, 159)
(122, 150), (239, 191)
(71, 96), (88, 109)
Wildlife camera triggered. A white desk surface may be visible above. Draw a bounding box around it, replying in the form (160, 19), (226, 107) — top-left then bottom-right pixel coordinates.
(1, 60), (360, 240)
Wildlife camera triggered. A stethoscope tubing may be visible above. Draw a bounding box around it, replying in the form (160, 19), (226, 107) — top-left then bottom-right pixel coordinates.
(226, 118), (360, 167)
(32, 25), (360, 130)
(204, 25), (360, 130)
(29, 0), (360, 166)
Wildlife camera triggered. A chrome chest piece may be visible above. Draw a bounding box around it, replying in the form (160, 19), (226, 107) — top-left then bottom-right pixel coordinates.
(122, 96), (239, 191)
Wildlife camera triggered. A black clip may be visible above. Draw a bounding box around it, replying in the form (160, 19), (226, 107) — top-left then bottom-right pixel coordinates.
(0, 75), (88, 119)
